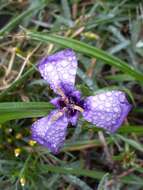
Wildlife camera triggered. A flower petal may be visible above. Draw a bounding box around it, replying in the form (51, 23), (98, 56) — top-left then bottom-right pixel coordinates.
(31, 110), (68, 153)
(82, 91), (131, 133)
(50, 97), (61, 108)
(69, 112), (79, 126)
(38, 49), (77, 94)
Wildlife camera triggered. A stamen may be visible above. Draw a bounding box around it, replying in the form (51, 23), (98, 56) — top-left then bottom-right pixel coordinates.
(51, 111), (63, 123)
(50, 107), (67, 123)
(56, 87), (65, 97)
(56, 86), (69, 104)
(73, 105), (84, 113)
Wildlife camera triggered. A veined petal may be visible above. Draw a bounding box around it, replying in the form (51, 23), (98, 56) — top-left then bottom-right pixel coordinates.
(82, 91), (131, 133)
(69, 112), (79, 126)
(50, 97), (61, 108)
(31, 110), (68, 153)
(38, 49), (77, 94)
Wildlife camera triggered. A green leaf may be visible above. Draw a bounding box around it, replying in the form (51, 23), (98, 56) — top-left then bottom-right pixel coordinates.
(26, 31), (143, 82)
(0, 102), (53, 123)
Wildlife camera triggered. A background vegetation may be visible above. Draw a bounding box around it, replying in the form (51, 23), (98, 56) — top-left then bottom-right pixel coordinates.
(0, 0), (143, 189)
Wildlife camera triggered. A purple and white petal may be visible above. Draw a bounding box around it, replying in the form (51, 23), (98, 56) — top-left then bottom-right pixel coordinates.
(82, 90), (131, 133)
(69, 112), (79, 126)
(50, 97), (61, 108)
(31, 110), (68, 153)
(38, 49), (77, 94)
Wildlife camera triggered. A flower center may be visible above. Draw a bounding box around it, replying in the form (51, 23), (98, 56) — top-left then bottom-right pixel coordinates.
(58, 94), (84, 118)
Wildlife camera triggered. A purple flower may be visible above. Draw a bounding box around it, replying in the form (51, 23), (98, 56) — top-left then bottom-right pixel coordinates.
(31, 49), (131, 154)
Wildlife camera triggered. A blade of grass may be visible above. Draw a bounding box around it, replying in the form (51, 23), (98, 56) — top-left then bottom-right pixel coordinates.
(116, 134), (143, 152)
(61, 0), (72, 20)
(118, 125), (143, 134)
(63, 175), (93, 190)
(77, 68), (97, 91)
(26, 31), (143, 82)
(0, 102), (53, 111)
(39, 165), (143, 185)
(39, 165), (104, 179)
(134, 108), (143, 113)
(62, 139), (107, 152)
(0, 102), (53, 123)
(0, 0), (48, 36)
(83, 122), (143, 134)
(105, 74), (135, 81)
(1, 101), (142, 134)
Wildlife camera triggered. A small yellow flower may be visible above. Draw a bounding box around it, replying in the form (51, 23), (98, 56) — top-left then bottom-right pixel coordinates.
(7, 138), (12, 143)
(82, 32), (100, 40)
(28, 140), (36, 146)
(20, 177), (26, 186)
(14, 148), (21, 157)
(16, 133), (23, 139)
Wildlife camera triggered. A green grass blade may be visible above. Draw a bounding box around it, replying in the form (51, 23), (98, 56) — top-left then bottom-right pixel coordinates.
(0, 0), (48, 36)
(83, 121), (143, 134)
(0, 102), (53, 111)
(116, 134), (143, 152)
(63, 139), (105, 151)
(105, 74), (135, 82)
(63, 175), (93, 190)
(118, 125), (143, 134)
(61, 0), (72, 20)
(39, 165), (104, 179)
(0, 102), (53, 123)
(26, 31), (143, 82)
(39, 165), (143, 185)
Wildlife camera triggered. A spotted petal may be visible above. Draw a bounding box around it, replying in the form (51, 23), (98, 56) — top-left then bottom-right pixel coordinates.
(82, 91), (131, 133)
(31, 110), (68, 153)
(38, 49), (77, 94)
